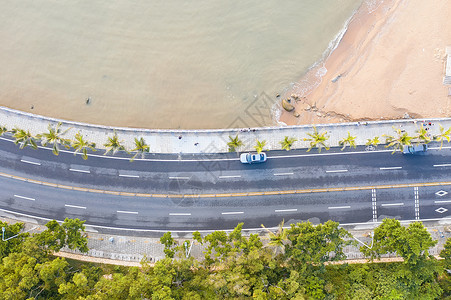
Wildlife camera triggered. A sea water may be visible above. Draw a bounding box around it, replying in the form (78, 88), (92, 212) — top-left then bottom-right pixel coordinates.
(0, 0), (363, 129)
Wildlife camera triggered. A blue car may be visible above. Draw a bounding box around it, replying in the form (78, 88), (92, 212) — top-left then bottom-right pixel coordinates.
(240, 152), (267, 164)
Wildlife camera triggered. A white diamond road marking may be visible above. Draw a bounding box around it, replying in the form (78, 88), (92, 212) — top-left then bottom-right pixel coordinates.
(436, 207), (448, 214)
(435, 190), (449, 197)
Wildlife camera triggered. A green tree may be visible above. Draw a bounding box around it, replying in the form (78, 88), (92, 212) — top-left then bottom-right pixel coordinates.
(339, 131), (357, 150)
(304, 126), (330, 153)
(35, 218), (88, 253)
(12, 127), (38, 149)
(254, 139), (267, 154)
(0, 125), (8, 136)
(414, 124), (432, 144)
(104, 132), (128, 155)
(161, 232), (176, 259)
(261, 219), (288, 255)
(280, 136), (297, 151)
(0, 221), (28, 258)
(227, 135), (244, 152)
(383, 127), (413, 154)
(434, 124), (451, 149)
(366, 136), (380, 146)
(71, 131), (97, 160)
(130, 137), (150, 161)
(38, 122), (71, 155)
(440, 238), (451, 269)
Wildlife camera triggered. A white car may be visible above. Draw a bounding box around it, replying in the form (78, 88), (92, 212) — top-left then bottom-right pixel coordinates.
(240, 152), (267, 164)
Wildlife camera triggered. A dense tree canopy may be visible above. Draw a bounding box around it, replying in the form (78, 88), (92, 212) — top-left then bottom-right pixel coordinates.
(0, 218), (450, 299)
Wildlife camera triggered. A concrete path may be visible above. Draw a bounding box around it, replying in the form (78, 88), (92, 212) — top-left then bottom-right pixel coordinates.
(1, 106), (451, 154)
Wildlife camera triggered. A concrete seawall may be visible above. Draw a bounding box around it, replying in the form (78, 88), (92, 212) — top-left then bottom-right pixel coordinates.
(1, 106), (450, 154)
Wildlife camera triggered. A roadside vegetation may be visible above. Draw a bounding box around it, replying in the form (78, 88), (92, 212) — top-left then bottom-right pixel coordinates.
(2, 218), (451, 299)
(0, 122), (450, 161)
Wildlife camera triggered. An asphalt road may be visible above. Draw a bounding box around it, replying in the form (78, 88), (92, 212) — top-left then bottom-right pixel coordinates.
(0, 135), (451, 232)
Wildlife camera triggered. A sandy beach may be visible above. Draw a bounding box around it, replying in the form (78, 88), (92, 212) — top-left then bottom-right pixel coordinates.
(280, 0), (451, 126)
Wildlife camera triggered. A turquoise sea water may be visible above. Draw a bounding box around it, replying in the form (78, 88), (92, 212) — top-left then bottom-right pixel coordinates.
(0, 0), (363, 129)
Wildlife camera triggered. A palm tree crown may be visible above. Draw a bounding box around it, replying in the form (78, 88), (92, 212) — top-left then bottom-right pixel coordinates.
(434, 124), (451, 149)
(304, 126), (330, 153)
(71, 132), (96, 160)
(38, 122), (71, 155)
(339, 131), (357, 151)
(280, 136), (297, 151)
(383, 127), (413, 154)
(254, 139), (267, 154)
(12, 128), (38, 149)
(227, 135), (243, 152)
(104, 132), (128, 156)
(130, 137), (150, 161)
(261, 220), (288, 255)
(0, 125), (8, 136)
(366, 136), (380, 146)
(414, 124), (432, 144)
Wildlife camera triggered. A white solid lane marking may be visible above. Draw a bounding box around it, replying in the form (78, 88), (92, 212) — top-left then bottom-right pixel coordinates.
(169, 176), (190, 180)
(119, 174), (140, 178)
(434, 200), (451, 204)
(380, 167), (402, 170)
(65, 204), (87, 209)
(275, 209), (297, 212)
(328, 206), (351, 209)
(221, 211), (244, 215)
(219, 175), (241, 179)
(69, 168), (90, 173)
(274, 172), (294, 176)
(433, 164), (451, 167)
(14, 194), (35, 201)
(169, 213), (191, 216)
(20, 159), (41, 166)
(326, 169), (348, 173)
(117, 210), (138, 214)
(381, 203), (404, 207)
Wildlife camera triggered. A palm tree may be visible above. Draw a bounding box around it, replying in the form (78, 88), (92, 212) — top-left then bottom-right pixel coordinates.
(12, 128), (38, 149)
(261, 220), (288, 255)
(414, 124), (432, 144)
(365, 136), (380, 147)
(254, 139), (267, 154)
(434, 124), (451, 149)
(38, 122), (71, 155)
(0, 125), (8, 136)
(280, 136), (297, 151)
(130, 137), (150, 161)
(227, 135), (243, 152)
(104, 132), (128, 155)
(71, 132), (96, 160)
(339, 131), (357, 150)
(383, 127), (413, 154)
(304, 126), (330, 153)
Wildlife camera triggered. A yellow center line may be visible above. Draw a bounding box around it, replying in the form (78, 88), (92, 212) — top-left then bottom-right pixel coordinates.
(1, 171), (451, 199)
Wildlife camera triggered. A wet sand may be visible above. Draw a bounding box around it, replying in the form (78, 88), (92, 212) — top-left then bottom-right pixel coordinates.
(280, 0), (451, 126)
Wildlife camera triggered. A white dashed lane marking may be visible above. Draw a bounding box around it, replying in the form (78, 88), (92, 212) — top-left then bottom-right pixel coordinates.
(326, 169), (348, 173)
(14, 194), (35, 201)
(434, 164), (451, 167)
(221, 211), (244, 215)
(273, 172), (294, 176)
(169, 213), (191, 216)
(380, 167), (402, 170)
(65, 204), (87, 209)
(275, 209), (297, 212)
(69, 168), (90, 173)
(20, 159), (41, 166)
(117, 210), (138, 214)
(381, 203), (404, 207)
(328, 206), (351, 210)
(119, 174), (140, 178)
(218, 175), (241, 179)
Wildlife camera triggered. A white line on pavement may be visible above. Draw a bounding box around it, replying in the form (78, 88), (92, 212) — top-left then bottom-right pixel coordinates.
(326, 169), (348, 173)
(14, 194), (35, 201)
(119, 174), (140, 178)
(372, 189), (377, 222)
(169, 176), (190, 180)
(20, 159), (41, 166)
(275, 209), (297, 212)
(117, 210), (138, 214)
(69, 168), (90, 173)
(414, 187), (420, 220)
(328, 206), (351, 210)
(434, 200), (451, 204)
(273, 172), (294, 176)
(380, 166), (403, 170)
(65, 204), (87, 209)
(381, 203), (404, 207)
(221, 211), (244, 215)
(169, 213), (191, 216)
(433, 164), (451, 167)
(218, 175), (241, 179)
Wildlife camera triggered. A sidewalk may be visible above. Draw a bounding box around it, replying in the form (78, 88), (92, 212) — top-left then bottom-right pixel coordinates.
(1, 106), (450, 154)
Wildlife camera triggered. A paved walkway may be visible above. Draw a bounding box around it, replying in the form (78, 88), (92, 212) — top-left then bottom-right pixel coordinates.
(1, 106), (451, 154)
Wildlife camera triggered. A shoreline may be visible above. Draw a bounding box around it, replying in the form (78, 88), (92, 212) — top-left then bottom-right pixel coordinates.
(280, 0), (451, 126)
